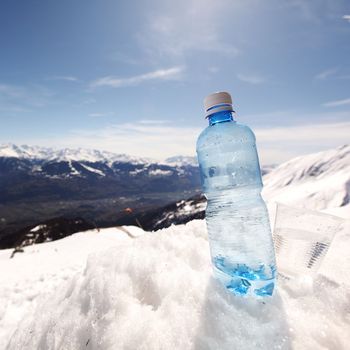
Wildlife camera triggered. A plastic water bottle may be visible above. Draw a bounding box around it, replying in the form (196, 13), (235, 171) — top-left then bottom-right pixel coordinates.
(196, 91), (277, 297)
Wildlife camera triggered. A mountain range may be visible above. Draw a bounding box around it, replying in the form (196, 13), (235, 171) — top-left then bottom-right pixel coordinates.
(0, 144), (200, 245)
(1, 143), (348, 249)
(0, 144), (199, 166)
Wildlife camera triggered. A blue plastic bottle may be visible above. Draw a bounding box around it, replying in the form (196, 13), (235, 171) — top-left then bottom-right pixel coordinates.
(196, 92), (276, 296)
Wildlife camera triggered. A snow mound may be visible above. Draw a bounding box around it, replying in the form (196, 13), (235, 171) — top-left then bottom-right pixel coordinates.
(263, 145), (350, 211)
(3, 220), (350, 350)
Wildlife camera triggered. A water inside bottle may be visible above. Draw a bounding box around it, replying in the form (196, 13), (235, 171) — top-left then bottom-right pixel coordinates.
(197, 104), (277, 297)
(205, 187), (277, 296)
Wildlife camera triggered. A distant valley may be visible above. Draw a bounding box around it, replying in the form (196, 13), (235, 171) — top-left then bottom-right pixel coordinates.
(0, 144), (201, 246)
(3, 144), (347, 251)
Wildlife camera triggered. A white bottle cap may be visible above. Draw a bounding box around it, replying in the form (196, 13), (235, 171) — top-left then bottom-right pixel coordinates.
(204, 91), (233, 118)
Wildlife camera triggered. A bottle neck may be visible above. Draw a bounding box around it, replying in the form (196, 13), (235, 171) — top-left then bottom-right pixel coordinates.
(208, 110), (234, 126)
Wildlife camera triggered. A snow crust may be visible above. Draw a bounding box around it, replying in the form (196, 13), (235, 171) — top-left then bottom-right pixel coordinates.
(1, 220), (349, 350)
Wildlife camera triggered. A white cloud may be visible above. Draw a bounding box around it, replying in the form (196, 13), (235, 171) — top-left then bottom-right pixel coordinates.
(314, 68), (350, 81)
(237, 73), (265, 85)
(49, 122), (201, 160)
(138, 119), (169, 125)
(48, 76), (79, 82)
(81, 98), (97, 105)
(343, 15), (350, 22)
(89, 113), (109, 117)
(138, 0), (241, 61)
(255, 121), (350, 164)
(323, 98), (350, 107)
(286, 0), (346, 23)
(314, 68), (338, 80)
(338, 75), (350, 80)
(0, 83), (54, 108)
(0, 105), (30, 113)
(0, 84), (23, 98)
(208, 67), (219, 74)
(286, 0), (322, 22)
(90, 66), (185, 89)
(18, 119), (350, 165)
(256, 122), (350, 143)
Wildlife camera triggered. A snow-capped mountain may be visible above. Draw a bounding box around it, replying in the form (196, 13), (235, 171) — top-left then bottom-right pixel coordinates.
(262, 144), (350, 212)
(0, 143), (199, 180)
(0, 144), (201, 245)
(0, 143), (151, 164)
(0, 144), (201, 167)
(2, 144), (349, 250)
(164, 155), (198, 166)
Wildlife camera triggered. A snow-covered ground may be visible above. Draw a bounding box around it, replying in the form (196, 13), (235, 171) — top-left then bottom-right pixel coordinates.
(1, 145), (350, 349)
(0, 220), (349, 349)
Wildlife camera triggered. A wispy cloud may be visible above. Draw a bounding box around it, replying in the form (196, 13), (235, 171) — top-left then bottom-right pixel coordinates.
(343, 15), (350, 22)
(208, 66), (219, 74)
(89, 113), (111, 118)
(47, 76), (79, 82)
(323, 98), (350, 107)
(90, 66), (185, 89)
(237, 73), (265, 85)
(0, 105), (30, 113)
(244, 109), (350, 126)
(314, 68), (338, 80)
(138, 119), (169, 125)
(338, 75), (350, 80)
(0, 84), (23, 98)
(286, 0), (324, 22)
(138, 0), (241, 61)
(107, 52), (141, 65)
(0, 83), (54, 108)
(18, 119), (350, 165)
(286, 1), (346, 23)
(314, 68), (350, 81)
(47, 121), (201, 160)
(255, 121), (350, 164)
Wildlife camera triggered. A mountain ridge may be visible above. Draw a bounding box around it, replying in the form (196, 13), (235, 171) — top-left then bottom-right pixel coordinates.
(1, 144), (348, 249)
(0, 143), (199, 166)
(0, 144), (202, 240)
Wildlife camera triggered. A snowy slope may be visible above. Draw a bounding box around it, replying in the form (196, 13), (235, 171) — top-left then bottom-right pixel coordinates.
(263, 145), (350, 213)
(0, 226), (144, 346)
(1, 220), (349, 350)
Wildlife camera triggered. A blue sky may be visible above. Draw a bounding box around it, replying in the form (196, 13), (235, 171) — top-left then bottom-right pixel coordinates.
(0, 0), (349, 164)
